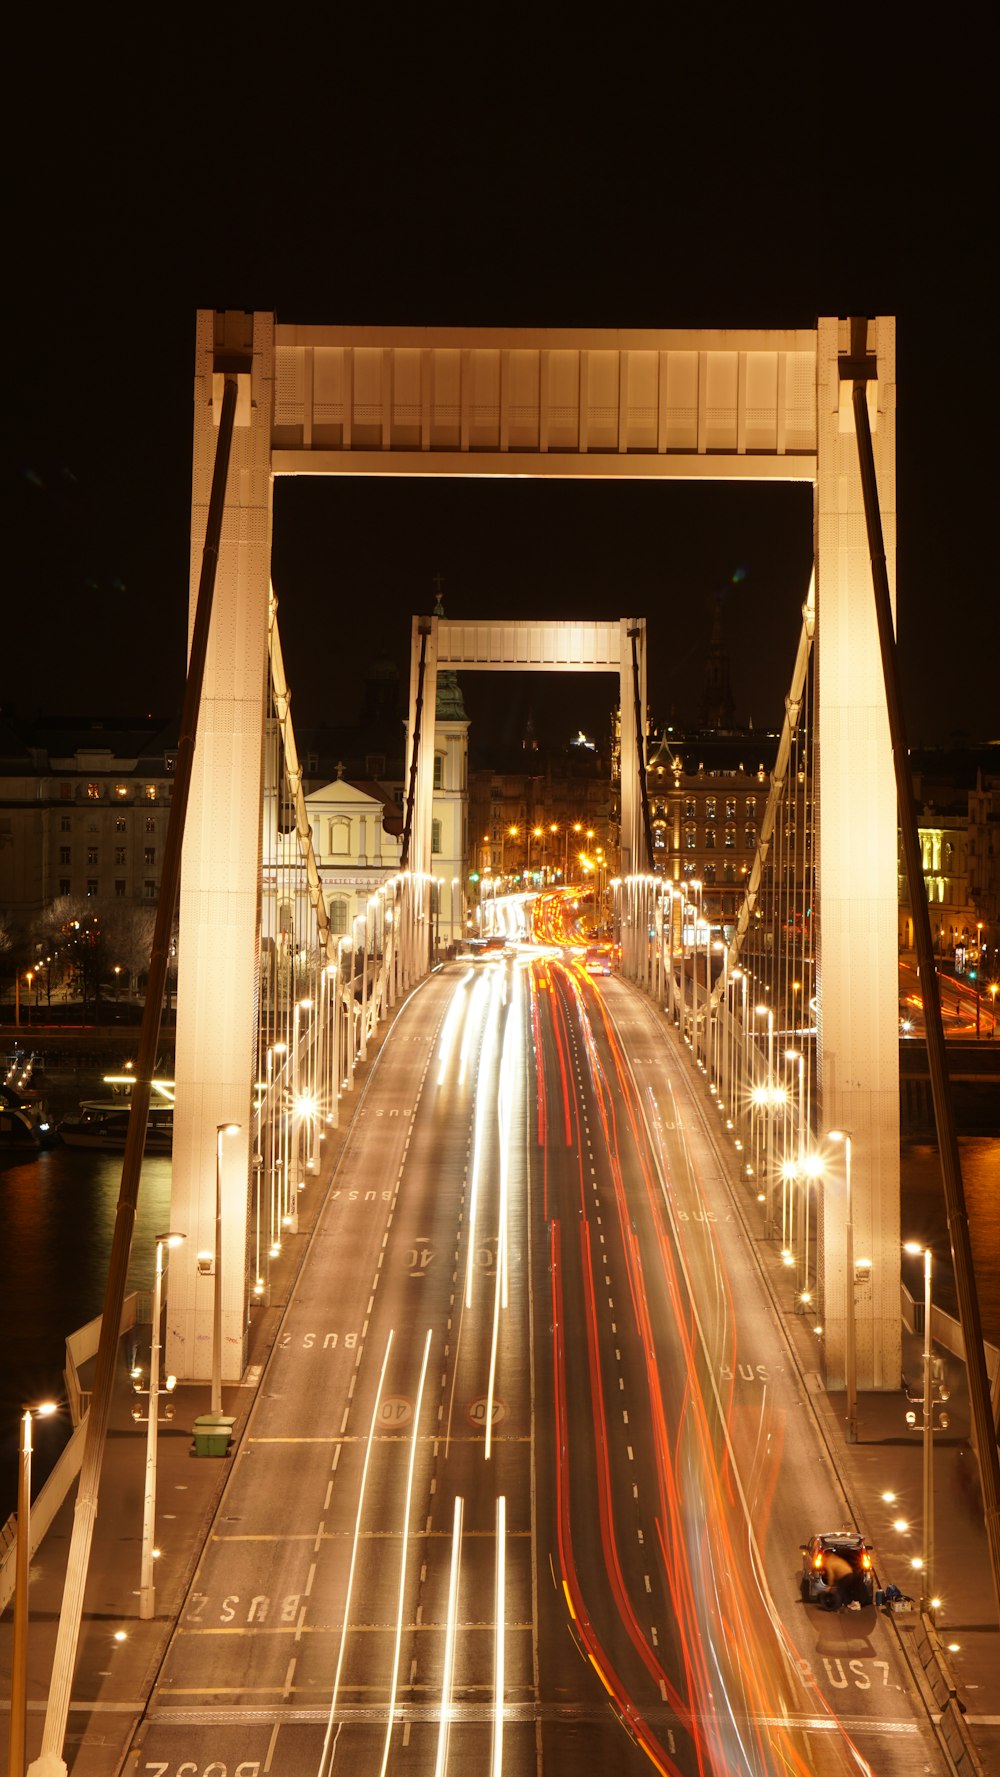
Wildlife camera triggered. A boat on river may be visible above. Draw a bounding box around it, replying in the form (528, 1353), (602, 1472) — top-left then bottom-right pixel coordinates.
(58, 1099), (173, 1152)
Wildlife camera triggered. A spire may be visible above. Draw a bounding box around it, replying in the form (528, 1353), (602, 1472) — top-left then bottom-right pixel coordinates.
(432, 577), (467, 721)
(698, 591), (736, 730)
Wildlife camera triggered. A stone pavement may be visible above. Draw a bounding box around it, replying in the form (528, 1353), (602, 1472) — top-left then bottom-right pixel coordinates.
(738, 1180), (998, 1776)
(2, 993), (998, 1775)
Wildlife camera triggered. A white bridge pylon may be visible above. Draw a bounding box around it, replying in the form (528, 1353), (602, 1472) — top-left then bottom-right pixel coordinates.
(404, 615), (647, 889)
(171, 310), (898, 1399)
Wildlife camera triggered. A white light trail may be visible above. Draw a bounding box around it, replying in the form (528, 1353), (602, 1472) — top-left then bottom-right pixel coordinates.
(433, 1494), (464, 1777)
(378, 1327), (433, 1777)
(492, 1494), (506, 1777)
(317, 1329), (394, 1777)
(458, 970), (491, 1088)
(485, 969), (524, 1459)
(464, 973), (502, 1308)
(437, 971), (473, 1086)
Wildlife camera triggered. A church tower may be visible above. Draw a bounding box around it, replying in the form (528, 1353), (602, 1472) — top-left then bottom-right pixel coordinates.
(699, 592), (737, 730)
(432, 581), (470, 947)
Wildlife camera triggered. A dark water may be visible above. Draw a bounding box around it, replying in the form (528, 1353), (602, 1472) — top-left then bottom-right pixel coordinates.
(1, 1068), (998, 1522)
(0, 1063), (172, 1522)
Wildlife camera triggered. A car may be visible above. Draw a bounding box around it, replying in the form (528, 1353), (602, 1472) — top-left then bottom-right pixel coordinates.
(800, 1529), (874, 1608)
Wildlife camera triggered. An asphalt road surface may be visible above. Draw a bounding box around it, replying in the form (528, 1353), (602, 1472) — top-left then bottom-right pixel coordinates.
(130, 940), (949, 1776)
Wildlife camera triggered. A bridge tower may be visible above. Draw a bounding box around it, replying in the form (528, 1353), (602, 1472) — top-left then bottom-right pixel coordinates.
(170, 310), (898, 1397)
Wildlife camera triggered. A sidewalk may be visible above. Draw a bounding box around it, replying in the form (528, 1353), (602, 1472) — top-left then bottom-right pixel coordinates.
(3, 989), (998, 1775)
(0, 1017), (392, 1777)
(739, 1180), (999, 1770)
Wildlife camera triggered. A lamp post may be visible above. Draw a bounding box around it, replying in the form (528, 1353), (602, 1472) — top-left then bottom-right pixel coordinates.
(212, 1126), (240, 1415)
(830, 1130), (857, 1442)
(8, 1400), (57, 1776)
(756, 1003), (775, 1231)
(903, 1239), (939, 1613)
(140, 1233), (185, 1619)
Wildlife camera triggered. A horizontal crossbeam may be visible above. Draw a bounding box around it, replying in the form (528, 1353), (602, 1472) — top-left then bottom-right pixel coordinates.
(271, 325), (821, 472)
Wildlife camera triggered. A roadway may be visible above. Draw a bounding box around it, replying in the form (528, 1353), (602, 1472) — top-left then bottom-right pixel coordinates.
(130, 930), (951, 1775)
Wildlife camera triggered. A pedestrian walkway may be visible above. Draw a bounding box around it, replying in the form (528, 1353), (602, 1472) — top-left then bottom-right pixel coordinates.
(739, 1174), (998, 1775)
(2, 988), (998, 1775)
(0, 1013), (394, 1777)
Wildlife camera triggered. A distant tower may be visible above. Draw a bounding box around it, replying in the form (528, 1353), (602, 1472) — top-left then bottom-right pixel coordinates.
(432, 580), (469, 945)
(699, 592), (736, 730)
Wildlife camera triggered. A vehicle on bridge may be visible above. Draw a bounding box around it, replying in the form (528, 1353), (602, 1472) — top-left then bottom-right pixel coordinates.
(585, 943), (612, 975)
(800, 1529), (874, 1609)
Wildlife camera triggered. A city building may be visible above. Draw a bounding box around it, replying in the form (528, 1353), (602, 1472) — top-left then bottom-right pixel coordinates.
(0, 713), (177, 919)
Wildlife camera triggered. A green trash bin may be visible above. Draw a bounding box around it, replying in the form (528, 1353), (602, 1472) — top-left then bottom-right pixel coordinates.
(192, 1413), (236, 1457)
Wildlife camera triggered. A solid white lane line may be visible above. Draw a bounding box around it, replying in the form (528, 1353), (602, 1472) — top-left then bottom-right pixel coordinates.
(434, 1495), (464, 1777)
(378, 1327), (433, 1777)
(492, 1495), (506, 1777)
(317, 1329), (395, 1777)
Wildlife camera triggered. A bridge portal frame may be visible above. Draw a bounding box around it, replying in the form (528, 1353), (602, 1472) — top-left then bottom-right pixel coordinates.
(171, 310), (898, 1399)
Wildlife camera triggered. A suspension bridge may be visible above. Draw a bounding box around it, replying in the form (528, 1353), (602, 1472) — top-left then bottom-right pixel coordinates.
(25, 308), (1000, 1777)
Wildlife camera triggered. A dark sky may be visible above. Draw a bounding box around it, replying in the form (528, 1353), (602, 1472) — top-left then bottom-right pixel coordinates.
(5, 17), (995, 750)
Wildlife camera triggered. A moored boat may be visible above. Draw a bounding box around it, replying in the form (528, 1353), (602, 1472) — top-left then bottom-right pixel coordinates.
(58, 1100), (173, 1152)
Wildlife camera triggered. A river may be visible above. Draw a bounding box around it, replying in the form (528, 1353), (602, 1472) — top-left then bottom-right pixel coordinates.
(1, 1065), (998, 1521)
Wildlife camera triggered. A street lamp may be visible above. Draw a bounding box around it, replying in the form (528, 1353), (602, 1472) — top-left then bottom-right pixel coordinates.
(830, 1130), (857, 1443)
(212, 1125), (240, 1415)
(8, 1400), (57, 1776)
(755, 1003), (775, 1230)
(903, 1239), (948, 1613)
(140, 1233), (185, 1620)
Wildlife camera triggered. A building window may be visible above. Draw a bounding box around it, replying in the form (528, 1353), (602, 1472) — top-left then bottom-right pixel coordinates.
(745, 826), (757, 850)
(330, 897), (348, 935)
(705, 828), (716, 849)
(60, 814), (71, 832)
(114, 783), (128, 799)
(431, 819), (442, 854)
(144, 785), (157, 801)
(724, 826), (736, 849)
(144, 846), (155, 865)
(706, 798), (716, 820)
(434, 756), (444, 790)
(365, 754), (385, 777)
(116, 815), (126, 832)
(113, 846), (125, 865)
(87, 878), (98, 896)
(330, 818), (349, 856)
(144, 880), (156, 900)
(87, 783), (100, 800)
(724, 862), (736, 883)
(684, 827), (696, 851)
(745, 798), (756, 818)
(59, 878), (71, 896)
(684, 799), (696, 820)
(115, 879), (126, 897)
(490, 784), (503, 801)
(703, 862), (716, 884)
(59, 846), (71, 865)
(87, 847), (98, 866)
(60, 783), (73, 800)
(164, 753), (176, 772)
(144, 815), (155, 833)
(725, 799), (736, 819)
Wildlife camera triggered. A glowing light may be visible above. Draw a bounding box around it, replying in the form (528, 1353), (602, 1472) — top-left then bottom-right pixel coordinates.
(320, 1330), (395, 1774)
(379, 1328), (433, 1777)
(434, 1495), (464, 1777)
(492, 1495), (506, 1777)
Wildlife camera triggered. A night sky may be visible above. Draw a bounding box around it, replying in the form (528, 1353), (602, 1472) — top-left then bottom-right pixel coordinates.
(5, 18), (995, 751)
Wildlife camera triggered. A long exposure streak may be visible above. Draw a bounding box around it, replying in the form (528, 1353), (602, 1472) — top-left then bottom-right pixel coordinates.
(317, 1329), (395, 1777)
(378, 1327), (433, 1777)
(433, 1494), (464, 1777)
